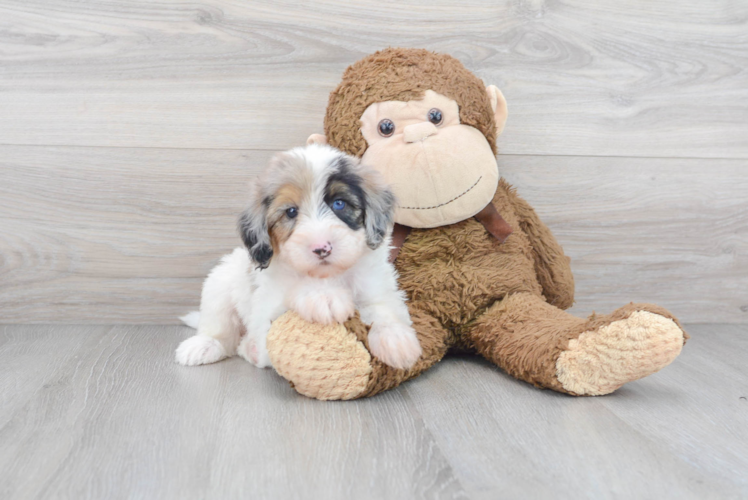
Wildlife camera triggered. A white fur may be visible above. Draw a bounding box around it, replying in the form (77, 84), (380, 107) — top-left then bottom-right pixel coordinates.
(179, 311), (200, 329)
(176, 145), (422, 370)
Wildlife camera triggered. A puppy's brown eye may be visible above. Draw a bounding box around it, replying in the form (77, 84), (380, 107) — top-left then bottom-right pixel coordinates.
(428, 108), (443, 125)
(378, 119), (395, 137)
(285, 207), (298, 219)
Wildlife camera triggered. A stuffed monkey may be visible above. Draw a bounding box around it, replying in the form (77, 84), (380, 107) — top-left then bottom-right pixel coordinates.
(266, 48), (687, 400)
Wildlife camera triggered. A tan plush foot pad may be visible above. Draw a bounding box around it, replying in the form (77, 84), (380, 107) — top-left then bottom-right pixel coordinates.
(267, 312), (372, 400)
(556, 311), (685, 396)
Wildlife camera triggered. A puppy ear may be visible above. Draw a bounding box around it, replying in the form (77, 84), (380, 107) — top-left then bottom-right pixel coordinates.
(238, 182), (273, 270)
(361, 168), (396, 250)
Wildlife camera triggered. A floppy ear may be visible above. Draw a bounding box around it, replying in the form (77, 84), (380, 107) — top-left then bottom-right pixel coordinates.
(238, 182), (273, 270)
(360, 168), (396, 250)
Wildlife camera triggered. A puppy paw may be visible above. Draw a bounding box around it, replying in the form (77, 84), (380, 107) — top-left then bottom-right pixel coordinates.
(294, 290), (355, 325)
(328, 293), (356, 323)
(368, 322), (422, 370)
(175, 335), (227, 366)
(238, 336), (272, 368)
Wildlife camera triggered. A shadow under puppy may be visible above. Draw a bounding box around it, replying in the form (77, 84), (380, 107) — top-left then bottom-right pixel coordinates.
(176, 144), (422, 370)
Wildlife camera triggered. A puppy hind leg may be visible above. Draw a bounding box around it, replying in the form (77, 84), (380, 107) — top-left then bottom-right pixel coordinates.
(175, 335), (228, 366)
(237, 333), (272, 368)
(175, 306), (243, 366)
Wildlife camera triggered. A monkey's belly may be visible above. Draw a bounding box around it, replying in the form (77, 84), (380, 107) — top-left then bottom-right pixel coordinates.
(395, 221), (542, 326)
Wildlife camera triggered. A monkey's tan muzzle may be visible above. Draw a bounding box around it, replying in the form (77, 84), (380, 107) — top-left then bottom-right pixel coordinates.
(403, 122), (438, 143)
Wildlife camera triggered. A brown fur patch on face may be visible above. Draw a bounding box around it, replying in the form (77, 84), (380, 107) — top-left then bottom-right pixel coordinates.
(324, 48), (498, 158)
(259, 151), (318, 255)
(266, 183), (303, 254)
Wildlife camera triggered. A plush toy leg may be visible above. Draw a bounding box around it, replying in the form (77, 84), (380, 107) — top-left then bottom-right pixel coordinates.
(267, 307), (451, 400)
(464, 293), (687, 396)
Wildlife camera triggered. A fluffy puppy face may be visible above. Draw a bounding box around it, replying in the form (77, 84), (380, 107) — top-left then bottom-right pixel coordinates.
(239, 144), (395, 278)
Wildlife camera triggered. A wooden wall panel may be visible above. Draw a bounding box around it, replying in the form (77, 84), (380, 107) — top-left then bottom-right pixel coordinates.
(1, 0), (746, 158)
(0, 147), (269, 323)
(1, 146), (745, 323)
(499, 155), (748, 323)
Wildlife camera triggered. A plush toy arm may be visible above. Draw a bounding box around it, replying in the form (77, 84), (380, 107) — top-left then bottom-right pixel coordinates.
(504, 182), (575, 309)
(267, 306), (449, 400)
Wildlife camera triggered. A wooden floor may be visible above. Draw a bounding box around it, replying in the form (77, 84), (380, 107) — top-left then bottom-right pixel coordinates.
(1, 324), (745, 500)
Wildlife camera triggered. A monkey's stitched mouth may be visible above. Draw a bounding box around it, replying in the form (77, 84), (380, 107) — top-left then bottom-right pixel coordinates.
(398, 176), (482, 210)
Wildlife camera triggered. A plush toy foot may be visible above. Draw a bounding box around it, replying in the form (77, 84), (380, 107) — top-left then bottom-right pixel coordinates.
(556, 309), (686, 396)
(465, 293), (687, 396)
(267, 312), (373, 400)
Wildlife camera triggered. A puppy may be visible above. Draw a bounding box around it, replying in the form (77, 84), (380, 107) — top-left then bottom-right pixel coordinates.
(175, 144), (422, 370)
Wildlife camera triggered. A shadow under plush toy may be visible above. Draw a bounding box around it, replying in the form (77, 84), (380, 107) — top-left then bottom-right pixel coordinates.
(266, 48), (687, 400)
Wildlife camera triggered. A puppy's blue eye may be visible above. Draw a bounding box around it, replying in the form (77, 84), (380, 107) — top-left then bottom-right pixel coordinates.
(332, 200), (346, 211)
(285, 207), (298, 219)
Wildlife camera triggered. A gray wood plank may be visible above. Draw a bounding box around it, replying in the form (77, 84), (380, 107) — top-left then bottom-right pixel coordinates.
(404, 326), (748, 499)
(1, 146), (746, 323)
(0, 326), (466, 500)
(0, 324), (745, 499)
(597, 324), (748, 495)
(0, 325), (111, 428)
(1, 0), (746, 158)
(682, 324), (748, 373)
(0, 146), (267, 323)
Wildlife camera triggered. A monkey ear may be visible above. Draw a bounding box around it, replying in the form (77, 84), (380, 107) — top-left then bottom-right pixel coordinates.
(306, 133), (328, 146)
(486, 85), (508, 137)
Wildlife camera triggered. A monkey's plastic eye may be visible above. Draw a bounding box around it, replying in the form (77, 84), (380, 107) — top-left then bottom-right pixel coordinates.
(285, 207), (298, 219)
(378, 119), (395, 137)
(428, 108), (443, 125)
(331, 199), (346, 211)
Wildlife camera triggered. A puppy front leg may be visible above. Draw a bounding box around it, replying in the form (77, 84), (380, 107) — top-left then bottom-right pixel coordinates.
(290, 280), (356, 325)
(359, 292), (422, 371)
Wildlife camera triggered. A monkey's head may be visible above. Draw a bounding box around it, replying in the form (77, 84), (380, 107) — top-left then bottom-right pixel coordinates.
(308, 48), (508, 229)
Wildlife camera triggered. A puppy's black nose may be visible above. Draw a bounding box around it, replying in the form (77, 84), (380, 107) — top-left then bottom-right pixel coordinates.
(313, 242), (332, 259)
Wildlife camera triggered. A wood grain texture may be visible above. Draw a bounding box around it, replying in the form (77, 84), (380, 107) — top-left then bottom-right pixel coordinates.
(499, 155), (748, 323)
(0, 324), (745, 499)
(0, 325), (467, 500)
(1, 146), (745, 323)
(1, 0), (747, 157)
(0, 146), (269, 323)
(404, 323), (748, 499)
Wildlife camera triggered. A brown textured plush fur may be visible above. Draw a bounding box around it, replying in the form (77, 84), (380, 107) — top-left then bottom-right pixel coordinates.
(342, 180), (583, 395)
(325, 48), (498, 157)
(326, 181), (685, 397)
(267, 48), (687, 399)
